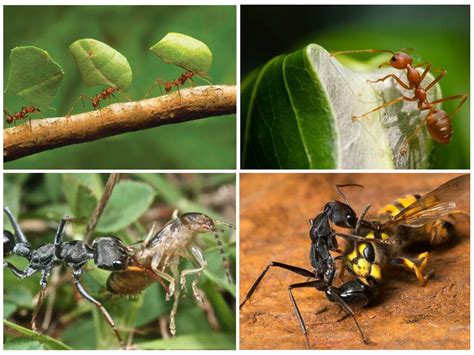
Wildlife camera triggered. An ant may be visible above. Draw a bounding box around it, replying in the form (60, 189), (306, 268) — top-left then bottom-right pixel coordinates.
(331, 49), (467, 145)
(240, 185), (391, 349)
(106, 211), (235, 336)
(4, 106), (40, 128)
(3, 206), (130, 349)
(146, 71), (195, 98)
(67, 87), (131, 115)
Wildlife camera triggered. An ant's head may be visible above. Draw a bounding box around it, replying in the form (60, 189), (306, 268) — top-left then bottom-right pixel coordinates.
(324, 201), (357, 229)
(4, 230), (16, 257)
(385, 51), (412, 70)
(181, 213), (217, 233)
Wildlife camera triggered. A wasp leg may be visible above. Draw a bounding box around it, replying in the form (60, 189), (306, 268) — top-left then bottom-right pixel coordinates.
(389, 254), (433, 286)
(180, 244), (207, 303)
(72, 269), (125, 349)
(240, 261), (315, 309)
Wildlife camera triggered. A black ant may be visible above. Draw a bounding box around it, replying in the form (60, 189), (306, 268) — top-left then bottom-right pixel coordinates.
(3, 206), (130, 349)
(4, 106), (40, 127)
(331, 49), (467, 145)
(240, 185), (391, 349)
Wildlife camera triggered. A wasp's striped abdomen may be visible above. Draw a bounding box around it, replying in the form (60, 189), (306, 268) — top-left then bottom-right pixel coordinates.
(378, 194), (421, 219)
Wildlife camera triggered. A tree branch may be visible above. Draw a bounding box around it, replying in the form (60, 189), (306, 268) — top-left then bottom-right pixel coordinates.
(4, 85), (236, 162)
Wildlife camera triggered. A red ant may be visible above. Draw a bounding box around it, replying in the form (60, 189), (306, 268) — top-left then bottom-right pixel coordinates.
(67, 86), (130, 115)
(4, 106), (40, 127)
(146, 71), (195, 97)
(331, 49), (467, 145)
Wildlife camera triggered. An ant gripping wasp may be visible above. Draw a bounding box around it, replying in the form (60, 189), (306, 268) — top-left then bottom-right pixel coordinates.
(240, 185), (393, 349)
(106, 211), (235, 336)
(340, 174), (469, 291)
(3, 206), (130, 349)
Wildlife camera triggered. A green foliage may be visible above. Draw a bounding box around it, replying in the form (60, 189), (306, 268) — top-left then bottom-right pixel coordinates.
(70, 38), (133, 90)
(4, 6), (236, 169)
(242, 49), (337, 168)
(150, 32), (212, 76)
(5, 46), (64, 110)
(3, 173), (236, 350)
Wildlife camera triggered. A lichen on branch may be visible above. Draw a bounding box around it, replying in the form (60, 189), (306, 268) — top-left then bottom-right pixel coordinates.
(4, 85), (236, 162)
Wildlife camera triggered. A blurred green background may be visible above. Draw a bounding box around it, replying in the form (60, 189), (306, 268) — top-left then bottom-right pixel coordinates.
(4, 6), (236, 169)
(4, 173), (236, 350)
(241, 5), (469, 169)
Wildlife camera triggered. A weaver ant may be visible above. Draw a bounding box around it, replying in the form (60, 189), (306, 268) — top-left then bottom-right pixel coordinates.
(331, 49), (467, 145)
(4, 106), (40, 127)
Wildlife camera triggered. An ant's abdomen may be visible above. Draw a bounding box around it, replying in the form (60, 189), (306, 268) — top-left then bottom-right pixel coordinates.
(427, 110), (452, 144)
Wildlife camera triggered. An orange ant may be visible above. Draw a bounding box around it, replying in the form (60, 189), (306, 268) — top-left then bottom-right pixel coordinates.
(4, 106), (40, 127)
(331, 49), (467, 145)
(146, 71), (195, 97)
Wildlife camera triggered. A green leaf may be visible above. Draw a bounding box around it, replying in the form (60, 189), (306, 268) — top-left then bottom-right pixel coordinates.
(242, 44), (440, 169)
(4, 338), (44, 350)
(4, 302), (18, 318)
(150, 32), (212, 75)
(136, 332), (235, 350)
(3, 319), (72, 350)
(96, 181), (155, 233)
(70, 38), (133, 90)
(5, 46), (64, 109)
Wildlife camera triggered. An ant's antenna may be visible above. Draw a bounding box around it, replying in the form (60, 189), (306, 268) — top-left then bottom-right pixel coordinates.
(4, 206), (29, 245)
(335, 184), (364, 206)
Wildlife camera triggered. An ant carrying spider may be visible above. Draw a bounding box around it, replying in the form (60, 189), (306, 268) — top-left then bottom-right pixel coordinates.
(331, 49), (467, 145)
(3, 206), (130, 349)
(4, 106), (40, 127)
(240, 185), (391, 349)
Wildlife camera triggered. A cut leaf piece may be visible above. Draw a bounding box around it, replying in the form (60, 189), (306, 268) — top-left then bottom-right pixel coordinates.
(5, 46), (64, 109)
(150, 33), (212, 75)
(241, 44), (441, 169)
(70, 39), (132, 90)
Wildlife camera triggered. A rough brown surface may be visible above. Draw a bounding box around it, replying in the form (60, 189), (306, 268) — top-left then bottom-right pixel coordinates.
(239, 173), (470, 350)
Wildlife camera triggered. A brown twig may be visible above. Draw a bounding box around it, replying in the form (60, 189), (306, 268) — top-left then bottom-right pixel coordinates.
(83, 173), (121, 243)
(4, 85), (236, 162)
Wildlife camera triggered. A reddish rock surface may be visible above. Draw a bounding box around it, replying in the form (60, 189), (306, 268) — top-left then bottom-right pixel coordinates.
(239, 173), (470, 350)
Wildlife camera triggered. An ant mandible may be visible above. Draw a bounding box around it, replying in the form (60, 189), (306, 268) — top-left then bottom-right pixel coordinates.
(331, 49), (467, 145)
(4, 106), (40, 128)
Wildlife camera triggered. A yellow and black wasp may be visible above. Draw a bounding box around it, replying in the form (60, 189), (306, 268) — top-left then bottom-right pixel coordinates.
(340, 174), (469, 296)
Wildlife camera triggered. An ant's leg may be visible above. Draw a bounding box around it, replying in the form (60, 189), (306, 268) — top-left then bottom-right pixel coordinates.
(335, 232), (393, 245)
(367, 74), (411, 90)
(429, 94), (467, 117)
(3, 262), (37, 278)
(117, 90), (132, 102)
(326, 286), (370, 344)
(145, 81), (162, 98)
(31, 267), (52, 332)
(4, 206), (29, 244)
(288, 280), (324, 349)
(355, 204), (371, 235)
(417, 63), (432, 83)
(352, 96), (415, 121)
(424, 69), (447, 92)
(240, 261), (315, 309)
(53, 216), (71, 258)
(72, 269), (125, 349)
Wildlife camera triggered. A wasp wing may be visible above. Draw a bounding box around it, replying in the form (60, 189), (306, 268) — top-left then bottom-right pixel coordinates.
(384, 175), (469, 228)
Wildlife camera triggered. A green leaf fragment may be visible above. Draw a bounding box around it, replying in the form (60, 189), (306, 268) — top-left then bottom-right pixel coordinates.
(70, 38), (133, 90)
(150, 32), (212, 75)
(5, 46), (64, 109)
(4, 320), (72, 350)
